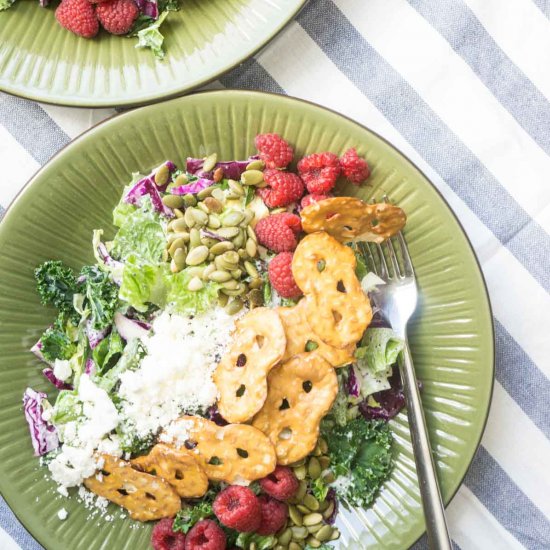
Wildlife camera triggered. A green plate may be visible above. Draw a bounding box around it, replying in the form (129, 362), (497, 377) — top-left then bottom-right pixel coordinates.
(0, 91), (494, 549)
(0, 0), (306, 107)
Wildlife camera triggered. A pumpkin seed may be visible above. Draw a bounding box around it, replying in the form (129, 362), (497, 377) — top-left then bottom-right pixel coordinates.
(291, 526), (308, 540)
(208, 253), (215, 261)
(217, 292), (229, 307)
(246, 159), (265, 171)
(308, 457), (322, 479)
(289, 505), (303, 526)
(173, 248), (186, 271)
(221, 251), (240, 265)
(303, 513), (323, 527)
(278, 528), (292, 546)
(174, 208), (184, 219)
(230, 269), (243, 279)
(216, 227), (240, 239)
(171, 218), (189, 232)
(221, 279), (239, 290)
(238, 248), (249, 260)
(186, 246), (209, 266)
(226, 298), (243, 315)
(322, 500), (335, 520)
(192, 209), (209, 226)
(202, 153), (218, 173)
(162, 194), (185, 209)
(213, 167), (224, 183)
(210, 241), (234, 255)
(187, 267), (204, 278)
(197, 201), (210, 214)
(174, 174), (188, 187)
(295, 480), (308, 503)
(209, 270), (232, 283)
(242, 210), (255, 226)
(319, 456), (330, 470)
(318, 438), (328, 454)
(169, 238), (187, 258)
(315, 525), (334, 543)
(294, 465), (307, 480)
(244, 261), (259, 278)
(249, 543), (257, 550)
(204, 197), (223, 213)
(167, 231), (190, 246)
(248, 289), (263, 307)
(303, 495), (320, 511)
(170, 259), (179, 273)
(274, 546), (286, 550)
(202, 264), (216, 280)
(233, 232), (245, 248)
(154, 164), (170, 186)
(297, 505), (310, 514)
(322, 471), (336, 484)
(211, 188), (225, 202)
(241, 169), (264, 186)
(190, 228), (201, 249)
(318, 500), (329, 513)
(247, 225), (258, 242)
(207, 215), (221, 229)
(184, 208), (197, 228)
(188, 276), (204, 291)
(197, 186), (215, 200)
(330, 529), (341, 541)
(201, 237), (218, 248)
(222, 211), (245, 227)
(227, 179), (245, 196)
(183, 194), (197, 207)
(215, 257), (235, 271)
(290, 458), (306, 468)
(288, 543), (302, 550)
(246, 238), (258, 258)
(305, 536), (321, 548)
(307, 524), (323, 534)
(221, 285), (246, 296)
(249, 277), (263, 290)
(162, 249), (169, 262)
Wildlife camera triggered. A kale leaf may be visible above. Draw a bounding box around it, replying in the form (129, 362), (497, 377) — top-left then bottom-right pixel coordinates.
(173, 501), (214, 534)
(80, 265), (119, 330)
(39, 314), (76, 362)
(35, 261), (79, 315)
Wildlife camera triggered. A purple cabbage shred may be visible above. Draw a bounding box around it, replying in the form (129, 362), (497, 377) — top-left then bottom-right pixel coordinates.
(325, 489), (339, 525)
(200, 229), (227, 242)
(170, 178), (214, 196)
(22, 388), (59, 456)
(346, 366), (361, 397)
(135, 0), (158, 18)
(85, 358), (96, 376)
(359, 368), (406, 421)
(42, 368), (73, 391)
(185, 155), (259, 180)
(125, 178), (173, 218)
(86, 321), (110, 350)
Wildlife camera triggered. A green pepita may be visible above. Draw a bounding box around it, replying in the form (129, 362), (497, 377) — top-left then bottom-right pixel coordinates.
(303, 494), (320, 511)
(318, 500), (329, 513)
(318, 438), (328, 454)
(172, 248), (186, 271)
(222, 211), (245, 227)
(211, 241), (234, 255)
(170, 259), (179, 273)
(330, 529), (341, 541)
(319, 456), (330, 470)
(221, 285), (247, 296)
(306, 524), (323, 534)
(216, 227), (240, 239)
(308, 457), (322, 479)
(322, 471), (336, 484)
(247, 225), (258, 242)
(228, 179), (245, 196)
(192, 209), (209, 226)
(296, 505), (310, 515)
(189, 228), (202, 249)
(201, 237), (218, 248)
(197, 186), (215, 200)
(221, 250), (240, 264)
(207, 215), (222, 229)
(188, 276), (204, 291)
(202, 264), (216, 280)
(247, 288), (264, 307)
(232, 232), (245, 248)
(174, 208), (184, 219)
(171, 218), (189, 232)
(173, 174), (188, 187)
(221, 279), (239, 290)
(204, 197), (223, 213)
(162, 249), (169, 263)
(246, 159), (265, 171)
(322, 500), (335, 520)
(246, 238), (258, 258)
(302, 513), (323, 527)
(230, 269), (243, 279)
(183, 193), (197, 207)
(244, 260), (259, 278)
(249, 277), (263, 290)
(211, 188), (225, 202)
(249, 543), (257, 550)
(290, 526), (308, 540)
(288, 543), (302, 550)
(274, 546), (286, 550)
(290, 458), (306, 468)
(242, 209), (255, 226)
(197, 201), (210, 214)
(162, 194), (185, 209)
(184, 207), (197, 228)
(278, 528), (292, 546)
(238, 248), (248, 260)
(294, 465), (307, 480)
(169, 238), (187, 258)
(202, 153), (218, 173)
(186, 266), (204, 278)
(295, 480), (308, 502)
(241, 169), (264, 186)
(217, 292), (229, 307)
(305, 536), (321, 548)
(209, 270), (232, 283)
(186, 246), (209, 266)
(225, 298), (243, 315)
(154, 164), (170, 186)
(315, 525), (334, 543)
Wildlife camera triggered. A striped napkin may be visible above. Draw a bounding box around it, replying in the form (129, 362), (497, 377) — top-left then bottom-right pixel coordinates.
(1, 0), (549, 548)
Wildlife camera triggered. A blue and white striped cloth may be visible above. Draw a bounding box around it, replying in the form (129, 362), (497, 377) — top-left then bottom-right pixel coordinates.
(1, 0), (549, 548)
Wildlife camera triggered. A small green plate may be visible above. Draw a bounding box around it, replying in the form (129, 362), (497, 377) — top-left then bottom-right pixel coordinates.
(0, 0), (306, 107)
(0, 91), (494, 549)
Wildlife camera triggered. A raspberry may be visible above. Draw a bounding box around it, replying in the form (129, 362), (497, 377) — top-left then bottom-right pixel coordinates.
(268, 253), (302, 299)
(255, 213), (301, 253)
(339, 148), (370, 184)
(96, 0), (138, 35)
(213, 486), (262, 533)
(151, 518), (186, 550)
(300, 193), (331, 210)
(259, 466), (300, 501)
(255, 133), (293, 169)
(184, 520), (225, 550)
(297, 152), (340, 194)
(258, 169), (305, 208)
(256, 495), (288, 535)
(55, 0), (99, 38)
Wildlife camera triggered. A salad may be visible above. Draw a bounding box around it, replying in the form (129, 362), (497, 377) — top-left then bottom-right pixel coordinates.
(0, 0), (179, 59)
(24, 133), (408, 550)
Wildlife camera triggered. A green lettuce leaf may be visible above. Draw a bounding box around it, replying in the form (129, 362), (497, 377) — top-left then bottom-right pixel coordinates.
(95, 338), (145, 393)
(173, 501), (214, 534)
(134, 12), (169, 60)
(166, 268), (220, 315)
(92, 331), (124, 375)
(356, 328), (403, 374)
(119, 257), (168, 312)
(0, 0), (16, 11)
(51, 390), (82, 425)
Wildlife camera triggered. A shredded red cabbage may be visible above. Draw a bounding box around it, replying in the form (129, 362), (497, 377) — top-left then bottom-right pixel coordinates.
(114, 312), (150, 341)
(359, 368), (406, 421)
(96, 241), (124, 284)
(86, 321), (110, 350)
(125, 178), (173, 218)
(42, 368), (73, 390)
(85, 358), (96, 376)
(325, 489), (339, 525)
(170, 177), (214, 196)
(185, 156), (259, 180)
(135, 0), (158, 18)
(346, 365), (361, 397)
(31, 339), (52, 366)
(200, 229), (227, 242)
(22, 388), (59, 456)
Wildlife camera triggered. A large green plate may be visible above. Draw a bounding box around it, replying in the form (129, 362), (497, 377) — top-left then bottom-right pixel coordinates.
(0, 0), (306, 107)
(0, 91), (494, 549)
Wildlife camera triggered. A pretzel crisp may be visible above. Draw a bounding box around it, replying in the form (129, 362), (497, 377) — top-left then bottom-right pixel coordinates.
(131, 444), (208, 499)
(214, 307), (286, 423)
(277, 300), (355, 367)
(84, 455), (180, 522)
(292, 232), (372, 348)
(162, 416), (277, 484)
(301, 197), (406, 243)
(252, 353), (338, 465)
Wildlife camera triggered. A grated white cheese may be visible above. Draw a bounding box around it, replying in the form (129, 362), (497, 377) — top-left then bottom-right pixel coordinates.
(57, 508), (68, 521)
(118, 309), (234, 438)
(159, 418), (194, 448)
(53, 359), (72, 383)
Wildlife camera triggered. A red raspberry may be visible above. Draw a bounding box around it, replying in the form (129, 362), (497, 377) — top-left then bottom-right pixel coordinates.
(255, 133), (293, 169)
(297, 152), (340, 194)
(258, 169), (305, 208)
(259, 466), (300, 500)
(213, 486), (261, 533)
(339, 148), (371, 184)
(256, 495), (288, 535)
(184, 520), (225, 550)
(300, 193), (331, 210)
(255, 213), (301, 253)
(55, 0), (99, 38)
(96, 0), (138, 35)
(268, 253), (302, 299)
(151, 518), (186, 550)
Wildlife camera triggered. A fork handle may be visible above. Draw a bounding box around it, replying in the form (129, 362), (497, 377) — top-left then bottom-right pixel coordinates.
(400, 341), (452, 550)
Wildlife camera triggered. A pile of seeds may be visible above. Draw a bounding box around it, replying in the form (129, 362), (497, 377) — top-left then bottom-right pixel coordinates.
(161, 160), (269, 315)
(274, 438), (340, 550)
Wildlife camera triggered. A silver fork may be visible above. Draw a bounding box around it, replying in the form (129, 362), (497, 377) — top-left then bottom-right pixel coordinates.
(358, 225), (452, 550)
